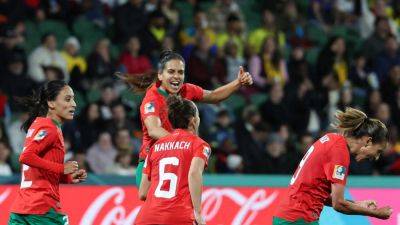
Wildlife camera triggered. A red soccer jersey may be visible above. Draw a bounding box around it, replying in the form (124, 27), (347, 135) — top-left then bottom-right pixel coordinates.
(135, 129), (211, 225)
(139, 82), (204, 159)
(275, 133), (350, 222)
(10, 117), (72, 214)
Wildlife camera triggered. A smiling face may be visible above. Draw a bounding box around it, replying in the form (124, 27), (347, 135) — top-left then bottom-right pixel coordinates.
(47, 85), (76, 122)
(158, 59), (185, 94)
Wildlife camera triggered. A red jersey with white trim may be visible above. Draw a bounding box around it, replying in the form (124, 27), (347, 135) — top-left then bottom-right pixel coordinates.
(139, 82), (204, 159)
(275, 133), (350, 222)
(10, 117), (72, 214)
(135, 129), (211, 225)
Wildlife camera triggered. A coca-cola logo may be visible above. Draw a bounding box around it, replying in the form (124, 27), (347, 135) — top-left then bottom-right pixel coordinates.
(80, 187), (278, 225)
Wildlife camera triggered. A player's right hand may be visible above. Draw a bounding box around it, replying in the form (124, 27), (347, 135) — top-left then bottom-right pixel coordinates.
(194, 211), (206, 225)
(64, 161), (78, 174)
(374, 206), (393, 220)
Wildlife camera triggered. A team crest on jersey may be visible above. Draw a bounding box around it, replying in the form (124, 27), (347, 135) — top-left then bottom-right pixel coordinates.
(203, 146), (211, 159)
(144, 102), (155, 114)
(34, 130), (47, 141)
(333, 165), (346, 180)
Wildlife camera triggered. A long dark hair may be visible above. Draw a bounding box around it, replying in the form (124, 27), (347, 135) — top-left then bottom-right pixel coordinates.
(167, 95), (197, 129)
(333, 107), (388, 144)
(19, 80), (67, 132)
(118, 50), (184, 92)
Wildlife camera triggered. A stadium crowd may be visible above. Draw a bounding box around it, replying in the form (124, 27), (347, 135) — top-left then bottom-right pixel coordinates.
(0, 0), (399, 176)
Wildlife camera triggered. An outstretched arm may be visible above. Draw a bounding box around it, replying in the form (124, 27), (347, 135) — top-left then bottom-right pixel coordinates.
(201, 66), (253, 103)
(144, 116), (170, 140)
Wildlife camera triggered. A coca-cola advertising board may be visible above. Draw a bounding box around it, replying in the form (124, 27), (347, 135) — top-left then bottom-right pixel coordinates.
(1, 186), (399, 225)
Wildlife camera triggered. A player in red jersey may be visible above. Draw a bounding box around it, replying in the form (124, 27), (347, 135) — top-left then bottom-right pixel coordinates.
(120, 50), (252, 186)
(135, 95), (209, 225)
(8, 80), (87, 225)
(273, 107), (392, 225)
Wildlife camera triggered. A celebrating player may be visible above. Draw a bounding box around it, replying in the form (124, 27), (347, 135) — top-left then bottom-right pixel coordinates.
(120, 50), (252, 186)
(135, 95), (210, 225)
(8, 80), (87, 225)
(273, 107), (392, 225)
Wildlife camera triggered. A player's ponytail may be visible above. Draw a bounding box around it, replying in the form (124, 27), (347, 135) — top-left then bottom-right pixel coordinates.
(333, 107), (388, 144)
(116, 70), (158, 93)
(19, 80), (67, 132)
(167, 95), (197, 129)
(117, 50), (184, 93)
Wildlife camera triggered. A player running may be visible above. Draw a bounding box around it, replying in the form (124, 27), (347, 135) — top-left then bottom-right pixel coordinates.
(8, 80), (87, 225)
(135, 95), (209, 225)
(273, 107), (392, 225)
(120, 50), (252, 186)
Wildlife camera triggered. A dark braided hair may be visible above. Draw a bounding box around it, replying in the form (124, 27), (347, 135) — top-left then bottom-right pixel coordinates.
(19, 80), (67, 132)
(167, 95), (197, 129)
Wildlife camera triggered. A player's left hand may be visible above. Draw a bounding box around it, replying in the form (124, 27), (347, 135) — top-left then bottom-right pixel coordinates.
(71, 169), (87, 184)
(237, 66), (253, 86)
(356, 200), (378, 209)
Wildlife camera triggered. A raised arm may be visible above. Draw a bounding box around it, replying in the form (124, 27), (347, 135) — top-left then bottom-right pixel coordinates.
(201, 66), (253, 103)
(330, 183), (392, 219)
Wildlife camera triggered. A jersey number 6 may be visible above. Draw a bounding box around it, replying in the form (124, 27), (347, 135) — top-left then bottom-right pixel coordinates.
(155, 157), (179, 199)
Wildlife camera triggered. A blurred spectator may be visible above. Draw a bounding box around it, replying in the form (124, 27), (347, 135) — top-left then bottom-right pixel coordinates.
(365, 90), (383, 116)
(106, 102), (135, 135)
(107, 151), (136, 175)
(248, 9), (285, 54)
(159, 0), (180, 36)
(118, 36), (152, 74)
(113, 128), (135, 153)
(260, 83), (289, 131)
(28, 33), (68, 83)
(87, 132), (118, 174)
(218, 40), (244, 84)
(216, 13), (245, 57)
(187, 33), (218, 89)
(61, 36), (88, 92)
(140, 10), (168, 62)
(280, 1), (308, 48)
(238, 122), (269, 174)
(263, 133), (300, 174)
(381, 65), (400, 106)
(0, 25), (26, 72)
(374, 35), (400, 83)
(5, 112), (28, 154)
(316, 36), (348, 87)
(349, 52), (378, 93)
(0, 141), (12, 176)
(180, 9), (216, 51)
(249, 36), (288, 89)
(97, 83), (119, 120)
(144, 0), (158, 13)
(114, 0), (147, 43)
(208, 0), (242, 33)
(362, 16), (392, 61)
(0, 52), (35, 111)
(78, 103), (103, 149)
(0, 1), (27, 25)
(358, 0), (397, 39)
(86, 38), (115, 86)
(79, 0), (108, 28)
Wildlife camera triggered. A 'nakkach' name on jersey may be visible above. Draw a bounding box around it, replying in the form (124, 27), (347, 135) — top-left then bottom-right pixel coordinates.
(154, 141), (191, 152)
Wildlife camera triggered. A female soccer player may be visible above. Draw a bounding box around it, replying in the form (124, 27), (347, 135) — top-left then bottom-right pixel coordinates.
(135, 95), (209, 225)
(8, 80), (87, 225)
(120, 50), (252, 185)
(273, 107), (392, 225)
